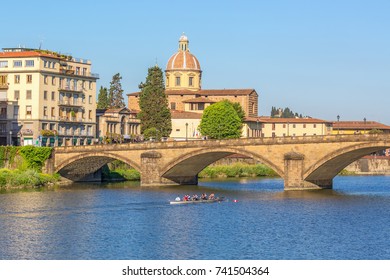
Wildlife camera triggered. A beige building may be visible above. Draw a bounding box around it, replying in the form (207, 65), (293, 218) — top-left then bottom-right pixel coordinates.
(332, 121), (390, 135)
(0, 47), (98, 146)
(96, 107), (141, 142)
(245, 117), (333, 138)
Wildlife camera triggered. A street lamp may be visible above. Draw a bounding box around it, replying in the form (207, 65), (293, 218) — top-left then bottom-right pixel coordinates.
(9, 130), (12, 146)
(363, 117), (366, 134)
(185, 123), (188, 141)
(337, 115), (340, 134)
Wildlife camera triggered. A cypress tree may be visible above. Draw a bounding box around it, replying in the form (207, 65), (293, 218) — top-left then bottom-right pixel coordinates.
(97, 86), (109, 109)
(108, 73), (125, 108)
(138, 66), (172, 138)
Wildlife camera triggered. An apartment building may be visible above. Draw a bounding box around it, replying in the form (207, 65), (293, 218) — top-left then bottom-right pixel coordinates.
(0, 47), (98, 146)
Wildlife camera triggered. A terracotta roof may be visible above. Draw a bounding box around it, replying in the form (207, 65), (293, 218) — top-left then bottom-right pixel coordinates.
(333, 121), (390, 130)
(0, 50), (61, 59)
(252, 117), (331, 124)
(127, 89), (257, 97)
(183, 97), (216, 103)
(171, 110), (202, 119)
(166, 51), (201, 71)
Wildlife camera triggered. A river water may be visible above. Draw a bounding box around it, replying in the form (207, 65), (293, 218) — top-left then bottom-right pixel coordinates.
(1, 176), (390, 260)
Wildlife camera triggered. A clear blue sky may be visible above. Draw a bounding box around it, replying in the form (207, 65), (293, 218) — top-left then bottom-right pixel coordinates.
(3, 0), (390, 123)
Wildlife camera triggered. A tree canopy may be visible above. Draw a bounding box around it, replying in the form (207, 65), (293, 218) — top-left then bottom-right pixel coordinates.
(138, 66), (172, 138)
(271, 106), (303, 118)
(108, 73), (125, 108)
(199, 100), (243, 139)
(97, 86), (109, 109)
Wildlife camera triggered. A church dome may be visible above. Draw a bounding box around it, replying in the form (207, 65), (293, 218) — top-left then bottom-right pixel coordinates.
(166, 34), (201, 71)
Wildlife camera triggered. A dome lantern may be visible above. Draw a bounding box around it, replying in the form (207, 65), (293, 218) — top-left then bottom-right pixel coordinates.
(179, 33), (189, 52)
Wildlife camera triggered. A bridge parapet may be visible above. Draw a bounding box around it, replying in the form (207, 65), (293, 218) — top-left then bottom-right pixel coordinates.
(53, 134), (390, 154)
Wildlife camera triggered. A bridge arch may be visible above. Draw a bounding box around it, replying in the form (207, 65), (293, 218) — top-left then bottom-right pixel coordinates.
(160, 147), (284, 183)
(304, 141), (389, 186)
(55, 151), (141, 181)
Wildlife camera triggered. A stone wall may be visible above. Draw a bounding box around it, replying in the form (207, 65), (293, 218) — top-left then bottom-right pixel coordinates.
(214, 155), (390, 175)
(344, 156), (390, 174)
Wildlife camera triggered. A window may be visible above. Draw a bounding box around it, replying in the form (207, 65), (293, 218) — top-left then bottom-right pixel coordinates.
(313, 124), (317, 128)
(44, 75), (48, 84)
(283, 124), (286, 128)
(50, 123), (56, 130)
(13, 106), (19, 119)
(272, 123), (276, 130)
(43, 91), (48, 100)
(87, 125), (92, 136)
(27, 74), (32, 83)
(175, 77), (181, 86)
(293, 124), (296, 128)
(89, 81), (92, 90)
(189, 77), (193, 86)
(43, 106), (48, 117)
(44, 60), (47, 68)
(170, 102), (176, 110)
(13, 60), (22, 67)
(14, 90), (19, 100)
(25, 60), (34, 67)
(51, 91), (55, 101)
(0, 61), (8, 68)
(26, 90), (32, 99)
(198, 103), (204, 110)
(0, 75), (7, 85)
(42, 123), (48, 130)
(51, 107), (55, 117)
(14, 75), (20, 84)
(303, 124), (306, 128)
(88, 110), (92, 120)
(26, 105), (32, 116)
(52, 76), (56, 85)
(89, 95), (92, 104)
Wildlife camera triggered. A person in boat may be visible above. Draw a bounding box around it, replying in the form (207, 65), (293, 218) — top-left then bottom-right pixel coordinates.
(201, 193), (208, 200)
(192, 194), (199, 201)
(175, 196), (181, 201)
(183, 195), (189, 201)
(209, 193), (215, 200)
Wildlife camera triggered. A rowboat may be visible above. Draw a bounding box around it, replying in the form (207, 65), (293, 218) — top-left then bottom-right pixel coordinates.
(169, 197), (224, 205)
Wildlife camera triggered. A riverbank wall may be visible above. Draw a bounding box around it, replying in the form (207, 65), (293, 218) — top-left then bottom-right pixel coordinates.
(213, 154), (390, 175)
(343, 156), (390, 175)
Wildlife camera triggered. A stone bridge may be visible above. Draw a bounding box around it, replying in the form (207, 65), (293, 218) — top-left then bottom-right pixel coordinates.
(46, 134), (390, 190)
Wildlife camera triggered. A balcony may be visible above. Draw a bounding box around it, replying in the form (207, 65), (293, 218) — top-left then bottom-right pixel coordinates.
(58, 99), (84, 107)
(59, 67), (99, 79)
(0, 83), (8, 90)
(58, 116), (86, 123)
(21, 129), (34, 135)
(58, 85), (83, 93)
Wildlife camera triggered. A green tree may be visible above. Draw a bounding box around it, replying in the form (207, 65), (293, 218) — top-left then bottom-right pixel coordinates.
(97, 86), (109, 109)
(199, 100), (242, 139)
(229, 101), (246, 122)
(138, 66), (172, 137)
(108, 73), (125, 108)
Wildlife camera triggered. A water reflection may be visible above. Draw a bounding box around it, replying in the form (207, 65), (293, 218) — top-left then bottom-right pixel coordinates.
(1, 176), (390, 259)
